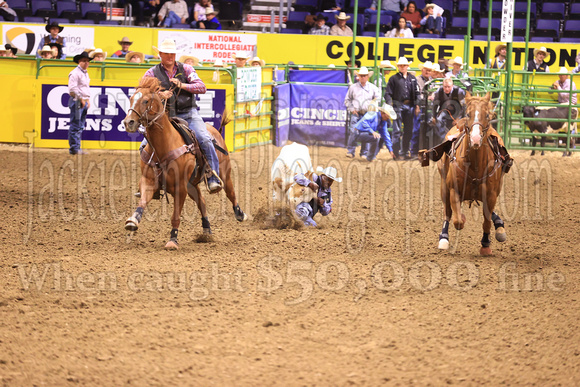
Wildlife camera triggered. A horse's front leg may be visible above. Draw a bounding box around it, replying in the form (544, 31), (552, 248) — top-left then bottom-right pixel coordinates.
(125, 170), (157, 232)
(438, 163), (452, 250)
(188, 184), (211, 235)
(449, 185), (465, 231)
(165, 189), (187, 250)
(480, 189), (498, 256)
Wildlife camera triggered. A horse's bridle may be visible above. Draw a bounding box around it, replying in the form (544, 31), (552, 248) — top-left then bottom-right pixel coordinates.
(128, 93), (166, 129)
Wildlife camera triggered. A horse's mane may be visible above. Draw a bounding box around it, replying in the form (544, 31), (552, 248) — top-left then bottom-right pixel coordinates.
(137, 76), (162, 93)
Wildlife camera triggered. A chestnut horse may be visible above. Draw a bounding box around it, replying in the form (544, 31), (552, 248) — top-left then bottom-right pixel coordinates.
(123, 77), (247, 249)
(437, 93), (507, 256)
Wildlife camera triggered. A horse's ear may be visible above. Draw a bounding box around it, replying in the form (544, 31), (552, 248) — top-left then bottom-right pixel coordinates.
(484, 92), (491, 102)
(465, 91), (472, 101)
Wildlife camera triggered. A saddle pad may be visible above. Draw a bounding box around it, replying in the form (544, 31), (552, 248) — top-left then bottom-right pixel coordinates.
(170, 117), (195, 146)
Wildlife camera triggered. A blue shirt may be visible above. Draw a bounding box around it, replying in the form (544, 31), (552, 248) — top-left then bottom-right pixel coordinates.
(36, 36), (66, 60)
(354, 111), (393, 151)
(294, 173), (332, 216)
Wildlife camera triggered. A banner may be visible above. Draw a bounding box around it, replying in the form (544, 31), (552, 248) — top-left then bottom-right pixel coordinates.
(274, 84), (290, 146)
(236, 67), (262, 102)
(288, 69), (347, 84)
(158, 30), (257, 64)
(39, 84), (227, 143)
(2, 24), (95, 57)
(288, 84), (348, 147)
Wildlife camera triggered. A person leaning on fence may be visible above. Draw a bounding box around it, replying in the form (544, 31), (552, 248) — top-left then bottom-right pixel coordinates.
(410, 61), (434, 158)
(250, 57), (265, 67)
(112, 37), (133, 58)
(89, 48), (107, 62)
(385, 57), (420, 160)
(552, 67), (577, 105)
(432, 77), (466, 143)
(351, 103), (397, 162)
(67, 51), (92, 155)
(308, 14), (330, 35)
(294, 166), (342, 227)
(344, 66), (381, 158)
(37, 45), (54, 59)
(446, 56), (469, 79)
(525, 47), (550, 72)
(37, 22), (66, 60)
(179, 55), (200, 66)
(126, 51), (144, 63)
(489, 44), (507, 69)
(330, 12), (353, 36)
(141, 38), (223, 193)
(2, 44), (17, 58)
(233, 51), (249, 67)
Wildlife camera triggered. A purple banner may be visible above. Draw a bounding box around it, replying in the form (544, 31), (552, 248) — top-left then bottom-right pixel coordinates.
(40, 84), (227, 142)
(288, 84), (348, 147)
(274, 84), (290, 146)
(288, 70), (347, 84)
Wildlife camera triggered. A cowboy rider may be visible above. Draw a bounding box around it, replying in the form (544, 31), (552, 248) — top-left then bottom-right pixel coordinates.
(432, 77), (466, 143)
(293, 166), (342, 227)
(140, 38), (223, 193)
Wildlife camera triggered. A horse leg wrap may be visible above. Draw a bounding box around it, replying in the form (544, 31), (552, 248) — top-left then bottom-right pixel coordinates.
(439, 220), (450, 241)
(133, 207), (144, 223)
(170, 228), (179, 242)
(491, 212), (504, 229)
(233, 204), (247, 222)
(481, 233), (491, 248)
(201, 216), (212, 234)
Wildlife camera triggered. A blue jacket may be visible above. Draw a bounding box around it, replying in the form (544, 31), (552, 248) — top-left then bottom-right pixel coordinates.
(354, 111), (393, 152)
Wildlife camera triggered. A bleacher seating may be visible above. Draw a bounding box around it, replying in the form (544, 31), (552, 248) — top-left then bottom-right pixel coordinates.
(32, 0), (57, 18)
(219, 0), (243, 22)
(456, 1), (481, 19)
(569, 4), (580, 21)
(540, 3), (565, 21)
(6, 0), (31, 18)
(80, 2), (106, 22)
(477, 17), (500, 38)
(345, 13), (365, 31)
(57, 1), (81, 20)
(449, 17), (474, 36)
(535, 19), (561, 40)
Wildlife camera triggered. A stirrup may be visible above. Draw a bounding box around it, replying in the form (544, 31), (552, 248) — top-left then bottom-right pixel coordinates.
(205, 170), (224, 194)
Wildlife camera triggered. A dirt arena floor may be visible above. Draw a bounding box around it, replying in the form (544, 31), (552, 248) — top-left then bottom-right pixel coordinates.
(0, 142), (579, 386)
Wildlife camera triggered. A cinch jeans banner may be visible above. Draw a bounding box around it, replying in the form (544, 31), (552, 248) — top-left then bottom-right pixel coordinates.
(37, 84), (227, 147)
(273, 83), (290, 146)
(286, 84), (348, 147)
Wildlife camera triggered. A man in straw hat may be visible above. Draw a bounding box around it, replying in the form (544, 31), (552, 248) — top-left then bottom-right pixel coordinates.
(446, 56), (468, 79)
(143, 38), (223, 193)
(552, 67), (577, 105)
(308, 14), (330, 35)
(126, 51), (145, 63)
(89, 48), (107, 62)
(525, 47), (550, 72)
(344, 66), (380, 158)
(489, 44), (507, 69)
(67, 51), (93, 155)
(293, 166), (342, 227)
(202, 7), (222, 30)
(250, 57), (265, 67)
(37, 45), (54, 60)
(233, 51), (249, 67)
(330, 12), (353, 36)
(36, 21), (66, 59)
(352, 103), (397, 161)
(112, 37), (133, 58)
(420, 3), (443, 35)
(179, 55), (200, 66)
(385, 57), (420, 160)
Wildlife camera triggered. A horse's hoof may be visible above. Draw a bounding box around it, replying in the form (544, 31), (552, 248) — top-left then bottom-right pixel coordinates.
(203, 227), (212, 235)
(495, 227), (507, 242)
(235, 212), (248, 222)
(480, 246), (492, 256)
(530, 151), (535, 156)
(165, 240), (179, 250)
(125, 217), (139, 231)
(438, 239), (450, 250)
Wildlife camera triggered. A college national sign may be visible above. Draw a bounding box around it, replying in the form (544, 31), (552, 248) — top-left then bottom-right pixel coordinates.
(158, 31), (257, 64)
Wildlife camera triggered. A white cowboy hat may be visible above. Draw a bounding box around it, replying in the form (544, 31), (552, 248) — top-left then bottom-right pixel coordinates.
(495, 43), (507, 55)
(431, 63), (445, 73)
(250, 56), (265, 66)
(418, 60), (434, 70)
(379, 60), (396, 69)
(125, 51), (144, 63)
(557, 67), (569, 74)
(425, 3), (436, 9)
(38, 45), (53, 55)
(205, 6), (218, 15)
(355, 66), (372, 76)
(335, 12), (351, 20)
(396, 57), (412, 66)
(328, 63), (336, 68)
(534, 46), (549, 57)
(152, 39), (178, 54)
(378, 103), (397, 120)
(213, 58), (225, 67)
(449, 56), (466, 66)
(316, 166), (342, 183)
(179, 55), (200, 66)
(232, 51), (250, 59)
(89, 48), (107, 59)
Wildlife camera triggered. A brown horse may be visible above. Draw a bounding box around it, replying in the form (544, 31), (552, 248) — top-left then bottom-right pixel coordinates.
(437, 93), (507, 256)
(123, 77), (247, 249)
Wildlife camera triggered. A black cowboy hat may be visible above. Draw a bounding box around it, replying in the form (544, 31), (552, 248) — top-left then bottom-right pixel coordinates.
(314, 14), (328, 21)
(73, 51), (93, 64)
(45, 21), (64, 33)
(4, 44), (17, 56)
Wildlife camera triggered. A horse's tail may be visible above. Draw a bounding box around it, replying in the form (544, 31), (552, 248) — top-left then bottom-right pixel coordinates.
(218, 109), (233, 133)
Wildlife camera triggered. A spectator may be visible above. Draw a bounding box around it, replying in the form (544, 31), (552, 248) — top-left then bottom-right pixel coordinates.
(320, 0), (344, 12)
(37, 22), (66, 60)
(420, 3), (443, 35)
(552, 67), (577, 105)
(250, 57), (265, 67)
(446, 56), (468, 78)
(572, 54), (580, 74)
(3, 44), (17, 58)
(373, 59), (396, 97)
(193, 0), (211, 27)
(203, 7), (221, 30)
(330, 12), (353, 36)
(118, 0), (161, 26)
(158, 0), (189, 28)
(366, 0), (407, 24)
(308, 15), (330, 35)
(233, 51), (249, 67)
(438, 58), (449, 74)
(525, 47), (549, 72)
(37, 45), (54, 60)
(352, 103), (397, 162)
(388, 17), (414, 38)
(401, 1), (422, 35)
(212, 58), (225, 82)
(489, 44), (507, 69)
(411, 61), (433, 158)
(89, 48), (107, 62)
(432, 77), (466, 143)
(431, 63), (446, 78)
(49, 43), (63, 60)
(293, 166), (342, 227)
(345, 66), (381, 158)
(385, 57), (420, 160)
(67, 51), (93, 155)
(179, 55), (200, 66)
(0, 1), (16, 22)
(112, 37), (133, 58)
(126, 51), (145, 63)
